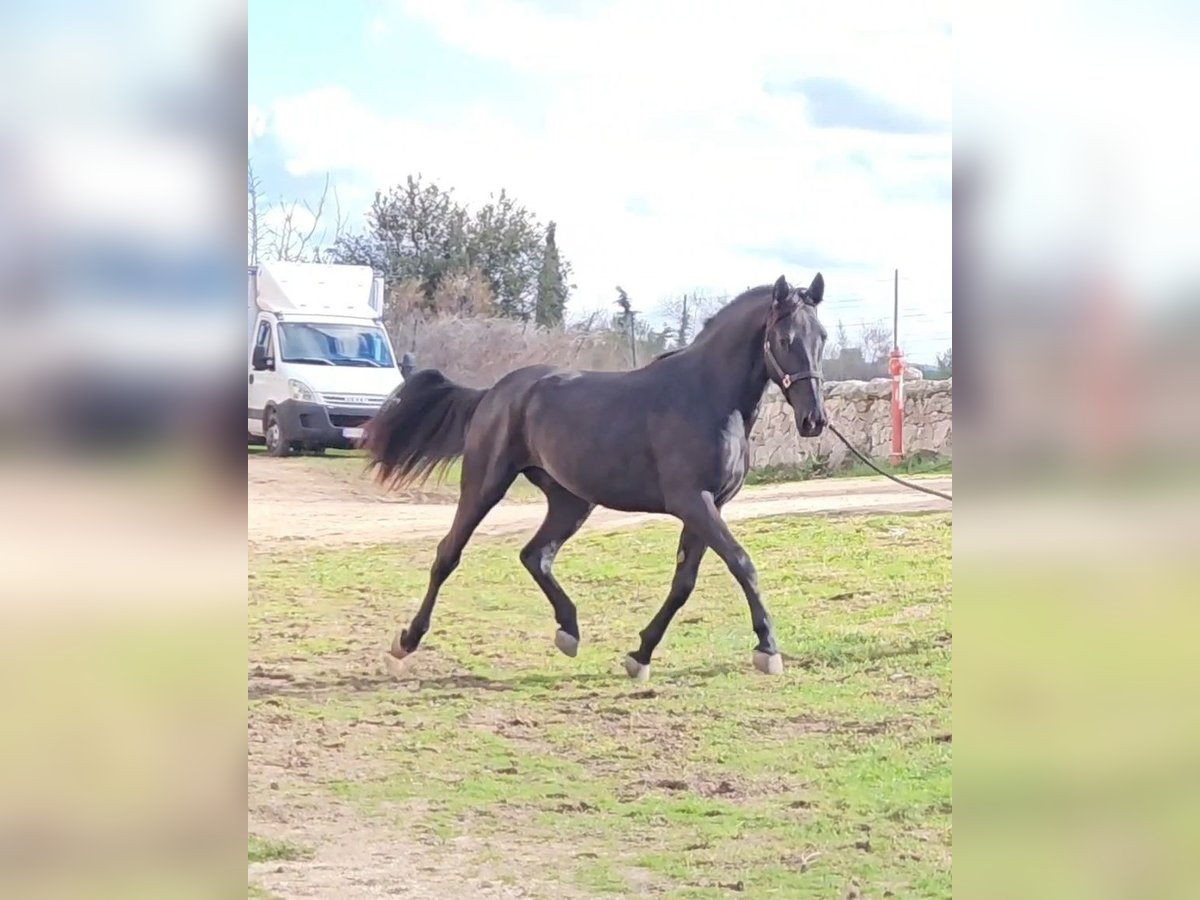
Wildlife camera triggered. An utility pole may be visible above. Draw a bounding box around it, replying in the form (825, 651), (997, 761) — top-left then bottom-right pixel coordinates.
(628, 310), (638, 368)
(615, 286), (638, 367)
(893, 268), (899, 350)
(888, 268), (905, 465)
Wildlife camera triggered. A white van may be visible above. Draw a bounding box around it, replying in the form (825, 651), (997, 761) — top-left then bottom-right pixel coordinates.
(247, 261), (403, 456)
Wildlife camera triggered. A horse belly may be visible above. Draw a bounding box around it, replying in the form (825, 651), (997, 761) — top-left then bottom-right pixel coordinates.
(524, 389), (665, 513)
(540, 440), (666, 513)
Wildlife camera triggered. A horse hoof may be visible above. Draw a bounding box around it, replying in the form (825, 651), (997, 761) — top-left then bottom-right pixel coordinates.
(752, 651), (784, 675)
(389, 632), (410, 659)
(623, 655), (651, 682)
(384, 651), (409, 677)
(554, 629), (580, 658)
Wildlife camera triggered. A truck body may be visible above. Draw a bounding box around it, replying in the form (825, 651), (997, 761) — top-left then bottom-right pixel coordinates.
(247, 261), (401, 456)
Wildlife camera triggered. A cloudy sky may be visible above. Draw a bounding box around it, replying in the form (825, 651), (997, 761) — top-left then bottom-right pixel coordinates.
(249, 0), (952, 363)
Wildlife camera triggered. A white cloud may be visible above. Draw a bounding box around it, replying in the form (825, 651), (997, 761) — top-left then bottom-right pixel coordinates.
(266, 0), (953, 358)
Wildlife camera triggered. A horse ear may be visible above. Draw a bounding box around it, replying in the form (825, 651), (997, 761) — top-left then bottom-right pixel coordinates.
(808, 272), (825, 305)
(771, 275), (791, 305)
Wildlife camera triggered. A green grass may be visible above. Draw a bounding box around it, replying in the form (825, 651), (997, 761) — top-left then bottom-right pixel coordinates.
(745, 452), (951, 486)
(249, 512), (951, 897)
(248, 835), (312, 864)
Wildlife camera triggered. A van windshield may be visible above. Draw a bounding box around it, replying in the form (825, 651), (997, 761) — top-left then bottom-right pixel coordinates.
(278, 322), (395, 368)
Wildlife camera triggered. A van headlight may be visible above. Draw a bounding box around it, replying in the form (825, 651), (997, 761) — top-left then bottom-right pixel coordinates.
(288, 379), (318, 402)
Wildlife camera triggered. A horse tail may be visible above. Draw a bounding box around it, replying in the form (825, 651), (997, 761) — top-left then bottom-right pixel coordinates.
(362, 368), (486, 489)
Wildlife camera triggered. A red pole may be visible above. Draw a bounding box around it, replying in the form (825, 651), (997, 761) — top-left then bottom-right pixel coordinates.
(889, 348), (905, 465)
(889, 268), (903, 466)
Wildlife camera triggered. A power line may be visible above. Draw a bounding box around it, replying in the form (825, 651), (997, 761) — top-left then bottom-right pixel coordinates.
(831, 316), (952, 329)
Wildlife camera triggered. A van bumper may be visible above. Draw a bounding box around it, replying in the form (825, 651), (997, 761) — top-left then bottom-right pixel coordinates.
(274, 399), (379, 449)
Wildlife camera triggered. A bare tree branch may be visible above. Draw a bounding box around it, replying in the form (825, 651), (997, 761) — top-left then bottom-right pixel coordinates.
(655, 290), (726, 348)
(247, 160), (263, 265)
(296, 173), (331, 261)
(260, 173), (348, 263)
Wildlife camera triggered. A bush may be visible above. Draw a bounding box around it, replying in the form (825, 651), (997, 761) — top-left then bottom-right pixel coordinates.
(391, 314), (638, 387)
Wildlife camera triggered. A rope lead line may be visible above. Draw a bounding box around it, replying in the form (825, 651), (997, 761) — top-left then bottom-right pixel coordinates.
(826, 424), (953, 503)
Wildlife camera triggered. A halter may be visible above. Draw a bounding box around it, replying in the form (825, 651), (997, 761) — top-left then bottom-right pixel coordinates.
(763, 338), (822, 397)
(763, 300), (823, 398)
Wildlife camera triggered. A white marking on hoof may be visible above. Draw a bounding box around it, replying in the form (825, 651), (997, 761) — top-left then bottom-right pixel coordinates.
(554, 629), (580, 658)
(383, 651), (409, 677)
(752, 651), (785, 676)
(623, 655), (651, 682)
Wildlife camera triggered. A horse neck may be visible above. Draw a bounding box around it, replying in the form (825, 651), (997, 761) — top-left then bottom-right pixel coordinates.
(691, 309), (771, 426)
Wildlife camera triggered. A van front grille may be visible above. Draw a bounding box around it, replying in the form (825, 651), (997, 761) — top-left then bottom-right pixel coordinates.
(330, 413), (372, 428)
(322, 393), (386, 406)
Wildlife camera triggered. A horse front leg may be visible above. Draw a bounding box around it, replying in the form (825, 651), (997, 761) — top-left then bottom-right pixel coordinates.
(669, 491), (783, 676)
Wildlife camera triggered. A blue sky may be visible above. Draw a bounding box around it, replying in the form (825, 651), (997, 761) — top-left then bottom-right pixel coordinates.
(250, 0), (952, 362)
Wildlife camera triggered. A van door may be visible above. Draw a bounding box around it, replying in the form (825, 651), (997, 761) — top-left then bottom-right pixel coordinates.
(247, 315), (281, 436)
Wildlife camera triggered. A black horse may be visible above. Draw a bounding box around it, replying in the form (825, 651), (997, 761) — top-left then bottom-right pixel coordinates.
(364, 273), (828, 679)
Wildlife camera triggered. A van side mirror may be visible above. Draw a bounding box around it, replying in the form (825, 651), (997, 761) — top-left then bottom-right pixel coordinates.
(252, 346), (272, 371)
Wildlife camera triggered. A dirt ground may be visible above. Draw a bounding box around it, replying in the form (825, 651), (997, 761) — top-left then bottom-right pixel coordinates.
(248, 455), (952, 549)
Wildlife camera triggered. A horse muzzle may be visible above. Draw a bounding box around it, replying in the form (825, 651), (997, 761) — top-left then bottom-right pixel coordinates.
(798, 412), (827, 438)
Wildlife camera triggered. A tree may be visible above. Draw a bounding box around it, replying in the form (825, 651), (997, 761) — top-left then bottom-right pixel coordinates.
(859, 320), (893, 366)
(329, 175), (573, 323)
(656, 292), (691, 349)
(535, 221), (567, 327)
(328, 231), (388, 274)
(248, 163), (347, 264)
(466, 189), (544, 320)
(614, 286), (637, 366)
(352, 175), (470, 299)
(272, 174), (344, 263)
(431, 267), (496, 318)
(656, 291), (726, 348)
(247, 161), (263, 265)
(831, 318), (851, 358)
(631, 319), (673, 359)
(823, 317), (891, 380)
(936, 346), (953, 376)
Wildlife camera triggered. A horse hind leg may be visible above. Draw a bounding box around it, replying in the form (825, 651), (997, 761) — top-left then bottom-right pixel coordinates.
(387, 451), (516, 671)
(519, 468), (594, 658)
(623, 526), (707, 681)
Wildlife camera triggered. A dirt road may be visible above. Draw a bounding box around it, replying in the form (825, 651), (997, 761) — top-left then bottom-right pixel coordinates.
(248, 456), (951, 548)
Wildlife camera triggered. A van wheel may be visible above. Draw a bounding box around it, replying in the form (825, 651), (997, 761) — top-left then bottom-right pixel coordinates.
(264, 408), (292, 458)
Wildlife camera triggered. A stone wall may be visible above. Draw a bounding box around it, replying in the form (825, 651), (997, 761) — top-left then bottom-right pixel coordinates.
(749, 378), (953, 469)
